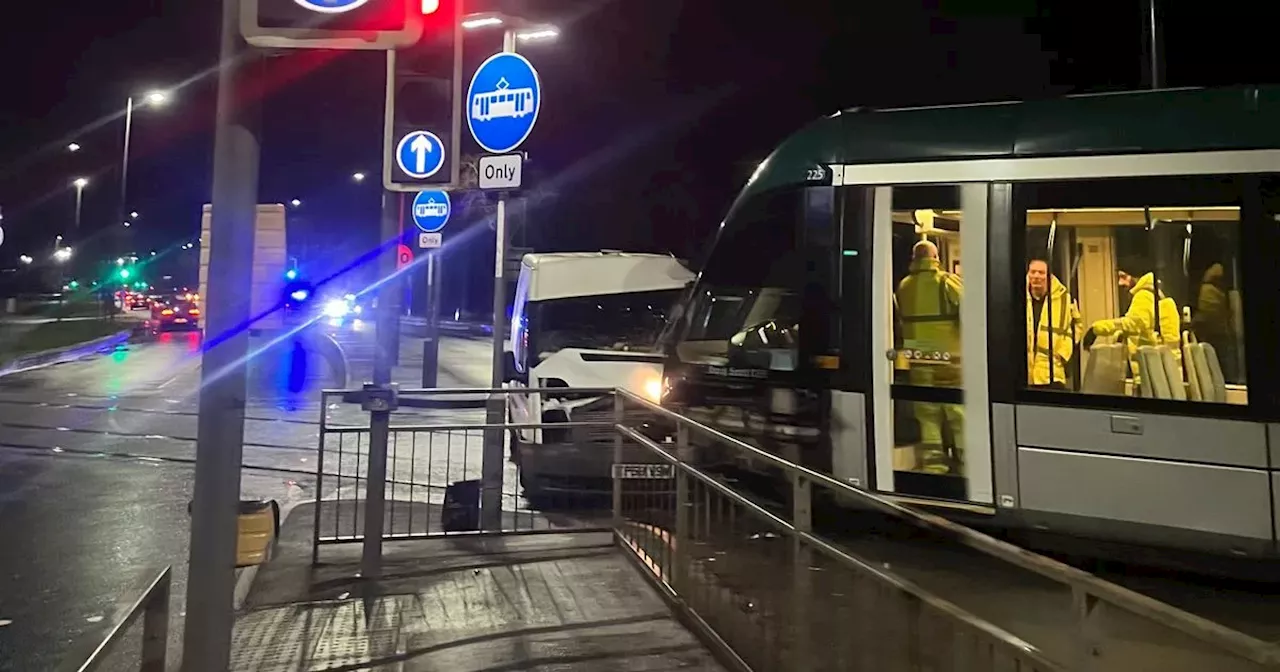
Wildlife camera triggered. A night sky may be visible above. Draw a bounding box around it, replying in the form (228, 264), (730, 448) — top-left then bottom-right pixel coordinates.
(0, 1), (1274, 308)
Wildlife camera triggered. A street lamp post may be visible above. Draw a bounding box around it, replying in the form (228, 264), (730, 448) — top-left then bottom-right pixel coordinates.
(119, 90), (169, 253)
(461, 11), (558, 532)
(72, 177), (88, 233)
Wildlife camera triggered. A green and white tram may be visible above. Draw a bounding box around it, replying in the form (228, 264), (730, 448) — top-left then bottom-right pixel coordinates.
(662, 85), (1280, 560)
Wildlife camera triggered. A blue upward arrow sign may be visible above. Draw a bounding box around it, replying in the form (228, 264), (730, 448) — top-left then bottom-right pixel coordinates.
(409, 134), (433, 174)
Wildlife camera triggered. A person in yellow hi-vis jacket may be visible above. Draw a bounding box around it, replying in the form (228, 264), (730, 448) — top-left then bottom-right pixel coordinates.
(1026, 258), (1083, 389)
(1089, 264), (1181, 380)
(896, 240), (964, 475)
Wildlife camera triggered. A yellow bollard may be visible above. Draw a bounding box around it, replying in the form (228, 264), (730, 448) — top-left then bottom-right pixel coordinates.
(236, 500), (279, 567)
(189, 499), (279, 568)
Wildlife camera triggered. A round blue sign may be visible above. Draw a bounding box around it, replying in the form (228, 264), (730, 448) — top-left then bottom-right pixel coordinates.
(396, 130), (446, 180)
(293, 0), (369, 13)
(411, 190), (451, 233)
(466, 52), (542, 154)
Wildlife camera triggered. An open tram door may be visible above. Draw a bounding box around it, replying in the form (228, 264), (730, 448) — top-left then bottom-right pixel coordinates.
(868, 184), (995, 509)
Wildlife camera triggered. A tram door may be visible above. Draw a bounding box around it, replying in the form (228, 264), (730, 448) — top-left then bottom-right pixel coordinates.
(869, 184), (994, 505)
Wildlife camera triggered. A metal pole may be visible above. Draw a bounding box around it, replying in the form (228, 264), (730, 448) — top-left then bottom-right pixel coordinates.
(74, 186), (83, 233)
(482, 195), (508, 530)
(480, 28), (518, 532)
(119, 97), (133, 256)
(362, 189), (399, 580)
(181, 0), (259, 666)
(421, 251), (439, 388)
(1144, 0), (1163, 89)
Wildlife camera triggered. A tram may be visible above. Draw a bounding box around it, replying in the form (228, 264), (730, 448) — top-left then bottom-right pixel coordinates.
(661, 85), (1280, 560)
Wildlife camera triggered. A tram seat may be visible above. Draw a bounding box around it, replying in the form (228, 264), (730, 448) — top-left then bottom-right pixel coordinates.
(1183, 341), (1205, 401)
(1135, 346), (1183, 400)
(1182, 343), (1223, 401)
(1080, 338), (1128, 396)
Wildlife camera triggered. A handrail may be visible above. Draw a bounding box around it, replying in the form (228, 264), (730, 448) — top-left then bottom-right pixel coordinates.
(321, 386), (620, 396)
(615, 423), (1060, 669)
(322, 420), (615, 433)
(60, 565), (171, 672)
(614, 387), (1280, 665)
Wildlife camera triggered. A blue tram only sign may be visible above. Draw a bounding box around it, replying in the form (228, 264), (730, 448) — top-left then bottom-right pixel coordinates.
(411, 190), (451, 233)
(466, 52), (541, 154)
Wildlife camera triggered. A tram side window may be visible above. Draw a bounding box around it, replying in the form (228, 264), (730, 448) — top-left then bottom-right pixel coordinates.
(1021, 197), (1246, 405)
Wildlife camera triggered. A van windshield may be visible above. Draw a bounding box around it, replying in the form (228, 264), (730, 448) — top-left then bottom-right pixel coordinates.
(534, 290), (681, 353)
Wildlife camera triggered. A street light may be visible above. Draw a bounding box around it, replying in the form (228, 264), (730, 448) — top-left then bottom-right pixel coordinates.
(67, 143), (81, 153)
(130, 211), (139, 219)
(459, 8), (559, 531)
(290, 199), (301, 208)
(352, 172), (366, 183)
(461, 15), (503, 29)
(462, 12), (559, 42)
(18, 255), (33, 265)
(515, 28), (559, 42)
(53, 247), (72, 263)
(123, 221), (131, 228)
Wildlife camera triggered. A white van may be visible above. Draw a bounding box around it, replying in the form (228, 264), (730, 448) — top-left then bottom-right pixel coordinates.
(504, 251), (694, 501)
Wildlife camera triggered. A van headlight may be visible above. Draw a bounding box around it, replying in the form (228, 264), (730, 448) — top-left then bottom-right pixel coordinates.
(643, 376), (663, 403)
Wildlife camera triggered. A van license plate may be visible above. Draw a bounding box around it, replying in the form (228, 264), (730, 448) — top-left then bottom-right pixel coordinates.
(612, 464), (674, 479)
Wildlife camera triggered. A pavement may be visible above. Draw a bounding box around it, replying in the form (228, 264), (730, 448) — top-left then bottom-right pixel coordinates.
(0, 326), (498, 671)
(229, 501), (727, 671)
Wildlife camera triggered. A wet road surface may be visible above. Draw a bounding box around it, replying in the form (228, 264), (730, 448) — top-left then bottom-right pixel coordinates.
(0, 329), (495, 670)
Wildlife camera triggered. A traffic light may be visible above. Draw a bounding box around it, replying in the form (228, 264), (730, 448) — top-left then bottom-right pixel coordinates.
(241, 0), (425, 51)
(384, 0), (461, 191)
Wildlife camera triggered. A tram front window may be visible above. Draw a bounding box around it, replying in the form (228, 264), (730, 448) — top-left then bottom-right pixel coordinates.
(1020, 192), (1246, 405)
(679, 288), (801, 369)
(676, 187), (807, 368)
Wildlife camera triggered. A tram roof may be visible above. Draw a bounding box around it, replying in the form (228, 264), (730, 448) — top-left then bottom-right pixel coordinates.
(741, 85), (1280, 201)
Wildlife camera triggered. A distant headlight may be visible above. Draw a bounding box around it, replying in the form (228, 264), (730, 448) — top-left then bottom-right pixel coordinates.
(323, 299), (350, 319)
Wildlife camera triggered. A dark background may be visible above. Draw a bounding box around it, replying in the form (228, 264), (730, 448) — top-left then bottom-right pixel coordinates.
(0, 0), (1273, 312)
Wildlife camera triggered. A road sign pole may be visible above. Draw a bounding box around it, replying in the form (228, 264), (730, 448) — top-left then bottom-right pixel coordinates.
(422, 251), (439, 388)
(480, 29), (520, 532)
(182, 0), (259, 667)
(482, 193), (509, 531)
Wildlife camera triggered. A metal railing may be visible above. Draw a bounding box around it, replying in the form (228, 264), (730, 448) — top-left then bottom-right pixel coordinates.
(315, 384), (1280, 671)
(610, 389), (1280, 672)
(312, 386), (648, 561)
(59, 565), (171, 672)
